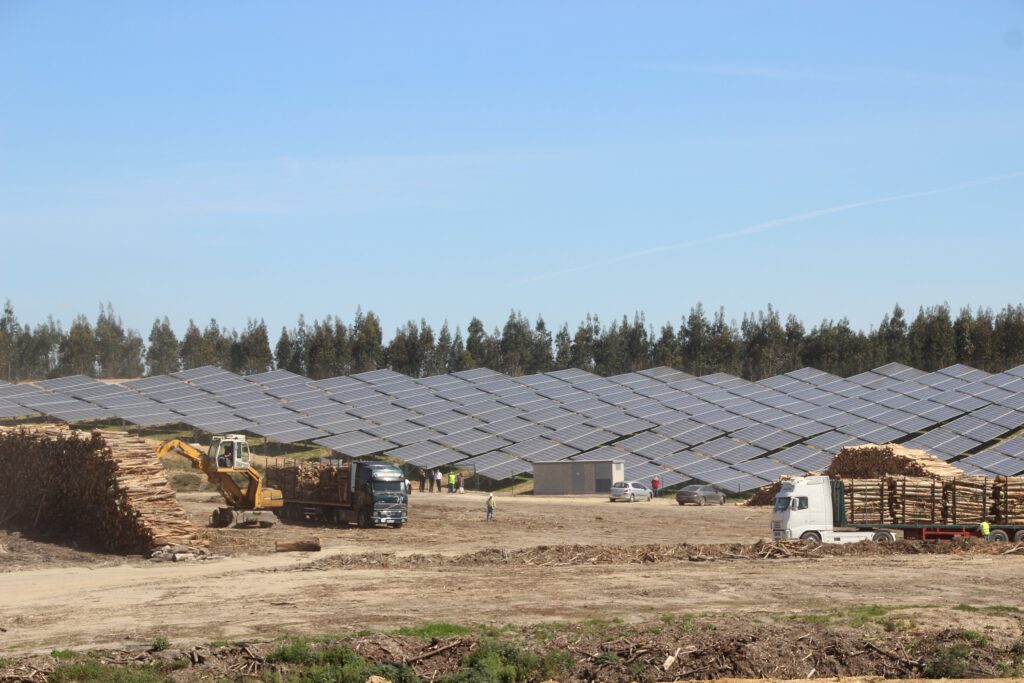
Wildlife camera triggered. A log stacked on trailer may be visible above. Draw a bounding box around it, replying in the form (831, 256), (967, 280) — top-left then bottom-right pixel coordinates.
(993, 477), (1024, 524)
(945, 476), (993, 524)
(841, 478), (888, 524)
(0, 425), (204, 554)
(841, 474), (1024, 526)
(887, 476), (944, 524)
(827, 443), (964, 480)
(265, 460), (351, 505)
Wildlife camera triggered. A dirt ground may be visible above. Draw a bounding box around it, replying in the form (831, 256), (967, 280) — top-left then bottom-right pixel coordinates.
(2, 492), (1024, 660)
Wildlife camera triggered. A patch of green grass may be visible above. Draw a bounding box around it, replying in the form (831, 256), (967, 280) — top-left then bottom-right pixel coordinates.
(960, 629), (988, 646)
(879, 615), (917, 633)
(394, 623), (475, 639)
(268, 638), (316, 665)
(788, 604), (895, 629)
(658, 612), (698, 631)
(787, 612), (835, 625)
(847, 604), (890, 626)
(209, 639), (232, 648)
(923, 644), (971, 679)
(443, 638), (543, 683)
(48, 662), (170, 683)
(51, 649), (77, 660)
(596, 651), (621, 665)
(578, 617), (623, 639)
(150, 636), (170, 652)
(955, 603), (1020, 616)
(267, 640), (419, 683)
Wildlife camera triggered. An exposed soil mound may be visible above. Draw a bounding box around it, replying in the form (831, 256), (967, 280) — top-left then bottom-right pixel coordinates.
(0, 426), (203, 554)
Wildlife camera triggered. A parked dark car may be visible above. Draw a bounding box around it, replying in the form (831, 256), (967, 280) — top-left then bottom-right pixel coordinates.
(676, 484), (726, 506)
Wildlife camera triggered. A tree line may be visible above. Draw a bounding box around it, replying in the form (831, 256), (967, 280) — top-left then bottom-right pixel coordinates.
(3, 300), (1024, 384)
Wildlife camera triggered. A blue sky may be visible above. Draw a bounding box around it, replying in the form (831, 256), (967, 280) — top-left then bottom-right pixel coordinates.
(1, 2), (1022, 339)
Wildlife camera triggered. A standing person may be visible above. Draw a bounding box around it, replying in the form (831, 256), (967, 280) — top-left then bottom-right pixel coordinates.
(980, 518), (992, 540)
(428, 469), (435, 493)
(434, 469), (443, 493)
(651, 475), (661, 498)
(456, 471), (464, 493)
(448, 470), (457, 493)
(418, 468), (426, 493)
(486, 492), (496, 522)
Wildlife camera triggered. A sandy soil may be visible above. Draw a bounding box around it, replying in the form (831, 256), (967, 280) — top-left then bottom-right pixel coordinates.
(1, 493), (1023, 656)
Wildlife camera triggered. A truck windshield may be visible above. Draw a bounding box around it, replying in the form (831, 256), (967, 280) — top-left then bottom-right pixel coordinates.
(773, 496), (791, 512)
(372, 480), (404, 493)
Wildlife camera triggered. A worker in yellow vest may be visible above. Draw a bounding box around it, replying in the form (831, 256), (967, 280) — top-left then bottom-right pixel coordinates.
(447, 471), (457, 494)
(979, 519), (991, 540)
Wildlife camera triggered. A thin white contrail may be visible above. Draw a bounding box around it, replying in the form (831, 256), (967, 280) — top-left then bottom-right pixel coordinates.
(519, 171), (1024, 284)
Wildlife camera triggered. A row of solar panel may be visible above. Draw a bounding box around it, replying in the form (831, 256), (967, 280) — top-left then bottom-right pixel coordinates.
(4, 361), (1024, 491)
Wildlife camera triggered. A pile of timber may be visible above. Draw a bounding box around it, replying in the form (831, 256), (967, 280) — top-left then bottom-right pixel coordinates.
(0, 425), (204, 554)
(265, 459), (349, 505)
(827, 443), (964, 480)
(993, 477), (1024, 524)
(842, 474), (1024, 525)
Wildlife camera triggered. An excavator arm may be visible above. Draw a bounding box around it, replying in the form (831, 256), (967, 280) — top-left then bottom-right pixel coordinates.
(156, 439), (282, 511)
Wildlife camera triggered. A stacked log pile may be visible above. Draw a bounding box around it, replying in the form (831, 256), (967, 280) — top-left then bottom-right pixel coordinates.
(842, 474), (1024, 525)
(842, 478), (888, 524)
(993, 477), (1024, 524)
(265, 460), (349, 505)
(887, 476), (944, 524)
(0, 425), (203, 554)
(827, 443), (964, 479)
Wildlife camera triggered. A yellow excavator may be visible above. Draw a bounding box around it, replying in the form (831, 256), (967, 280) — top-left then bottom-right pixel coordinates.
(157, 434), (283, 528)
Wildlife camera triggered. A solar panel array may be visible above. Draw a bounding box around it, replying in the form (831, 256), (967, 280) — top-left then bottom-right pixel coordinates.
(4, 361), (1024, 492)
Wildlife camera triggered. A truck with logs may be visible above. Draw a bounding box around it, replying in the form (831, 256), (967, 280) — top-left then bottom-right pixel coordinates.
(772, 474), (1024, 543)
(266, 459), (408, 528)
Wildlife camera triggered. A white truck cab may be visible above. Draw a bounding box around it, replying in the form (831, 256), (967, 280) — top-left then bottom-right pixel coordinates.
(771, 475), (890, 544)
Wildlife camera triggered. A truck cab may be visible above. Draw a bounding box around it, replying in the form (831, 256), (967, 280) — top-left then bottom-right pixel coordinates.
(772, 476), (880, 544)
(354, 462), (408, 527)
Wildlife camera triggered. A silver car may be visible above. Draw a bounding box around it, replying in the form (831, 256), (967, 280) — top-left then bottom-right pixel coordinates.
(609, 481), (653, 502)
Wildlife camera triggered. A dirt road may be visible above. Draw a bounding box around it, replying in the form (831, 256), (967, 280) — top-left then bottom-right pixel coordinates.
(2, 493), (1022, 655)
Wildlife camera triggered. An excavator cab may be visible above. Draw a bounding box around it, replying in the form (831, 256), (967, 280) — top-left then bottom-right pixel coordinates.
(209, 434), (251, 471)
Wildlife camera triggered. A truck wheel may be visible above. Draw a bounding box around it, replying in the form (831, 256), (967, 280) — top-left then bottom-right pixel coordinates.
(393, 522), (404, 529)
(989, 529), (1009, 542)
(800, 531), (821, 543)
(872, 531), (894, 543)
(1014, 530), (1024, 543)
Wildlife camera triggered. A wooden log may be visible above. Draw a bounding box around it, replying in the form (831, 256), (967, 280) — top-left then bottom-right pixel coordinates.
(275, 538), (322, 552)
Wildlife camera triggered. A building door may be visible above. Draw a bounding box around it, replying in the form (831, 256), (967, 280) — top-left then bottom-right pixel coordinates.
(571, 463), (587, 494)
